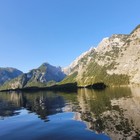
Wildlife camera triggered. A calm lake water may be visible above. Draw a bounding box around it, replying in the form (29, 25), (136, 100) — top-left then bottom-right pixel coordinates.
(0, 87), (140, 140)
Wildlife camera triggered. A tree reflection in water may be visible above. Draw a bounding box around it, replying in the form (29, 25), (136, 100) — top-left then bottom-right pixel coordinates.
(0, 91), (76, 121)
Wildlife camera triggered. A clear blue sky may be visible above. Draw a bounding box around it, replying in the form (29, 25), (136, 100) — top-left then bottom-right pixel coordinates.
(0, 0), (140, 72)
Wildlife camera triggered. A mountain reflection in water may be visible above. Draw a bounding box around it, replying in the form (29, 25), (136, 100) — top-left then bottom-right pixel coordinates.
(78, 87), (140, 140)
(0, 87), (140, 140)
(0, 91), (74, 121)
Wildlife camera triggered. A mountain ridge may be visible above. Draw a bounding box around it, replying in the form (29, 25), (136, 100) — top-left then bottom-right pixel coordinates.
(61, 24), (140, 86)
(0, 63), (66, 90)
(1, 24), (140, 90)
(0, 67), (23, 85)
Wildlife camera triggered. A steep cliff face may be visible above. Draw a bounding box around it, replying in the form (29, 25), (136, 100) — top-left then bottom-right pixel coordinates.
(0, 68), (23, 85)
(0, 63), (66, 90)
(62, 25), (140, 86)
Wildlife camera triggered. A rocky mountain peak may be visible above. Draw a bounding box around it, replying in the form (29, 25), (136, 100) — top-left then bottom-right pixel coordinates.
(41, 62), (50, 67)
(0, 63), (66, 90)
(40, 62), (62, 71)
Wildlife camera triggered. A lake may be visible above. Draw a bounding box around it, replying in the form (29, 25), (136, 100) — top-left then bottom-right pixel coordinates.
(0, 87), (140, 140)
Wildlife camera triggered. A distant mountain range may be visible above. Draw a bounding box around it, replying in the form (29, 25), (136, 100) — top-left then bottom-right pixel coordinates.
(0, 24), (140, 90)
(0, 63), (66, 90)
(0, 68), (23, 85)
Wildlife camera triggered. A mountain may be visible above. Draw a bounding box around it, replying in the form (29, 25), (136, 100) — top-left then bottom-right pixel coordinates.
(0, 63), (66, 90)
(1, 25), (140, 90)
(0, 68), (23, 85)
(62, 25), (140, 87)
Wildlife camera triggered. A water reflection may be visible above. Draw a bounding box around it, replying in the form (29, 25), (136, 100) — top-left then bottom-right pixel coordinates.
(0, 87), (140, 139)
(0, 92), (22, 118)
(0, 91), (77, 121)
(78, 87), (140, 140)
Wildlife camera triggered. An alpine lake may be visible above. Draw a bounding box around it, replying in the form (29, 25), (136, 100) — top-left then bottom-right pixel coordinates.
(0, 87), (140, 140)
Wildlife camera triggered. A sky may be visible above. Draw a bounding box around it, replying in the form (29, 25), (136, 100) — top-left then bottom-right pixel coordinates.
(0, 0), (140, 73)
